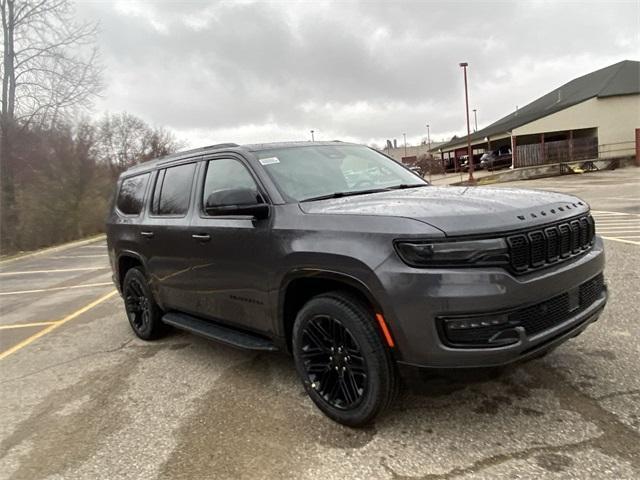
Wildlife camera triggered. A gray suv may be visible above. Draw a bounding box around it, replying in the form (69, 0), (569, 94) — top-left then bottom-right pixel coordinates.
(106, 141), (607, 426)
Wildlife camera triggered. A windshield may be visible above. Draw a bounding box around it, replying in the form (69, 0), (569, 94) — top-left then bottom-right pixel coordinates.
(255, 145), (427, 202)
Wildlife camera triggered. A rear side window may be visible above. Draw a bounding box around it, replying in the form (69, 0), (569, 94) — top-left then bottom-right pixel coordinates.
(117, 173), (149, 215)
(151, 163), (196, 216)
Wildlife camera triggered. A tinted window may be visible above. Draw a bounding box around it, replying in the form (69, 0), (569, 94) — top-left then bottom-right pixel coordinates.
(117, 173), (149, 215)
(202, 159), (259, 207)
(152, 163), (196, 215)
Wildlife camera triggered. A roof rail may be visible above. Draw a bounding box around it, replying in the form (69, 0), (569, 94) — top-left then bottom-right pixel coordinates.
(157, 142), (240, 165)
(203, 143), (239, 149)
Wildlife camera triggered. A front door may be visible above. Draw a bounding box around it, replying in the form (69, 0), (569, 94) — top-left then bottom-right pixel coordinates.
(187, 156), (273, 335)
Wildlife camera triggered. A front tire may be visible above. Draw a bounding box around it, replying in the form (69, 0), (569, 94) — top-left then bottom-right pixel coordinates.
(122, 267), (166, 340)
(292, 292), (397, 427)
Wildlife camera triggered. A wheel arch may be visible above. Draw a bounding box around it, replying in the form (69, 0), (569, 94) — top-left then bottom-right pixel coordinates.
(116, 251), (148, 290)
(278, 269), (386, 353)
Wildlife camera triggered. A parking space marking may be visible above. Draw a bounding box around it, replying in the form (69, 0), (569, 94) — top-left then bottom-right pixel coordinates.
(591, 210), (634, 216)
(0, 282), (113, 296)
(51, 254), (109, 259)
(0, 290), (117, 361)
(591, 211), (640, 246)
(0, 322), (57, 330)
(0, 267), (109, 276)
(602, 237), (640, 246)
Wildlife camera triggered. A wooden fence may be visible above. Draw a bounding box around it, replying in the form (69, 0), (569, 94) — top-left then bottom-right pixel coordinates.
(515, 137), (598, 168)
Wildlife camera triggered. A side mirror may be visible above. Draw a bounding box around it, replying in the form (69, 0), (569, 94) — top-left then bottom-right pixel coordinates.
(205, 188), (270, 219)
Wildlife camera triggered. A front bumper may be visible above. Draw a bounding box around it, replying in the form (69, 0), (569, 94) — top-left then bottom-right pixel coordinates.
(377, 237), (606, 369)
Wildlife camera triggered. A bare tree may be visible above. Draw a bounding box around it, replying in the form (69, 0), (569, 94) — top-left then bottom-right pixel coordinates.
(1, 0), (101, 250)
(1, 0), (102, 128)
(96, 112), (184, 175)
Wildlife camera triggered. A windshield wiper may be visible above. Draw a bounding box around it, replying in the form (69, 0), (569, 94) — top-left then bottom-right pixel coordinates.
(384, 183), (430, 190)
(300, 183), (430, 202)
(300, 188), (390, 202)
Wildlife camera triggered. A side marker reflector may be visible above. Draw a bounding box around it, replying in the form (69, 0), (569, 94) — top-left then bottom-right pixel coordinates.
(375, 313), (395, 348)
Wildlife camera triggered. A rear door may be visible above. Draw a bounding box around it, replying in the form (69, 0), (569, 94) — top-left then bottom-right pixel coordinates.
(143, 161), (199, 312)
(111, 172), (152, 280)
(187, 155), (273, 335)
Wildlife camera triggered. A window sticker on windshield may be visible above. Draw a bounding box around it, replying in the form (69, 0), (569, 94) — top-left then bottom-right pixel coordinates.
(259, 157), (280, 165)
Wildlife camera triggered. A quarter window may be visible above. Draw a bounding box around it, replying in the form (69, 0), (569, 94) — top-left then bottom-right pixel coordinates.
(152, 163), (196, 215)
(117, 173), (149, 215)
(202, 159), (260, 208)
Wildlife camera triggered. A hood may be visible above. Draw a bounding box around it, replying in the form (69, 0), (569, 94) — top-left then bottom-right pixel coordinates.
(299, 186), (589, 236)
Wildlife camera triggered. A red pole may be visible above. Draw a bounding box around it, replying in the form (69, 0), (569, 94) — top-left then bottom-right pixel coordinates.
(460, 62), (474, 183)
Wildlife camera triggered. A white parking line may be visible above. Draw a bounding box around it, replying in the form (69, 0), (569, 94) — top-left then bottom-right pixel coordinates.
(602, 237), (640, 246)
(0, 282), (113, 296)
(0, 267), (109, 276)
(51, 254), (109, 259)
(591, 210), (635, 216)
(594, 224), (640, 227)
(597, 227), (640, 230)
(591, 211), (640, 246)
(0, 322), (57, 330)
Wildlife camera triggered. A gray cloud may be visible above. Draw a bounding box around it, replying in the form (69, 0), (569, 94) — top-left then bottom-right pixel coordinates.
(76, 0), (639, 146)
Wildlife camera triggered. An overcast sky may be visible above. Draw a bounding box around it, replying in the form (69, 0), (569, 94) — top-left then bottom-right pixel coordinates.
(76, 0), (639, 148)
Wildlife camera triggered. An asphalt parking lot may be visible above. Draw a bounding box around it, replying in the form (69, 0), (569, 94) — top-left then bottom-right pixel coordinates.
(0, 168), (638, 479)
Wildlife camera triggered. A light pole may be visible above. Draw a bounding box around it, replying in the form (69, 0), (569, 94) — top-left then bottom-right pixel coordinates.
(459, 62), (474, 183)
(426, 124), (432, 182)
(403, 133), (407, 158)
(472, 109), (478, 132)
(310, 130), (315, 142)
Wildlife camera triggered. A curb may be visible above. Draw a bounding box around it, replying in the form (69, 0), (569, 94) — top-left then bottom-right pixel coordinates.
(0, 234), (107, 265)
(450, 158), (636, 187)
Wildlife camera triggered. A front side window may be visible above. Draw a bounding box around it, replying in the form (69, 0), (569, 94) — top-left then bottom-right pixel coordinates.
(202, 158), (260, 208)
(151, 163), (196, 215)
(255, 145), (426, 202)
(117, 173), (149, 215)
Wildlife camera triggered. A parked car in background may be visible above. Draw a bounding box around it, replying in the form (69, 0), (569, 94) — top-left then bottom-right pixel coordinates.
(480, 146), (513, 171)
(107, 141), (606, 427)
(409, 165), (423, 176)
(461, 153), (483, 172)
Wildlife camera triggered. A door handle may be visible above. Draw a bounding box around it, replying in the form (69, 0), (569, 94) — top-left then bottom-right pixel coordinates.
(140, 231), (155, 238)
(191, 233), (211, 241)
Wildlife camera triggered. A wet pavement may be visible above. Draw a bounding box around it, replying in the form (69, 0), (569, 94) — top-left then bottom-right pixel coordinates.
(0, 169), (638, 479)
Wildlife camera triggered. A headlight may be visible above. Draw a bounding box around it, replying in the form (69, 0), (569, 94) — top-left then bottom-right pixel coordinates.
(394, 238), (510, 267)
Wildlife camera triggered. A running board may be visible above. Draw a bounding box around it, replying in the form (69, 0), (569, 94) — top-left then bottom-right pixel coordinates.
(162, 312), (278, 351)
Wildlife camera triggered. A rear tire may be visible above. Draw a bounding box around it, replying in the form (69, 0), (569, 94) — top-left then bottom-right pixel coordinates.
(292, 291), (397, 427)
(122, 267), (166, 340)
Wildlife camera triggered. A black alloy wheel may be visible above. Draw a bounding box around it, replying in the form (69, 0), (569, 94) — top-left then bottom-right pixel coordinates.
(122, 267), (165, 340)
(125, 277), (151, 333)
(293, 292), (397, 427)
(300, 315), (368, 410)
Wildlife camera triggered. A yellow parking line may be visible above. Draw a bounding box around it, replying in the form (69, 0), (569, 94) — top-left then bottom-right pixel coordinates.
(0, 322), (57, 330)
(0, 290), (118, 361)
(601, 237), (640, 246)
(0, 267), (108, 276)
(0, 282), (113, 296)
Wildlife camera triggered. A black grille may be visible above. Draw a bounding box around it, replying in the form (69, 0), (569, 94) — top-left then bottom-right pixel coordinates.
(507, 215), (595, 273)
(441, 273), (605, 347)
